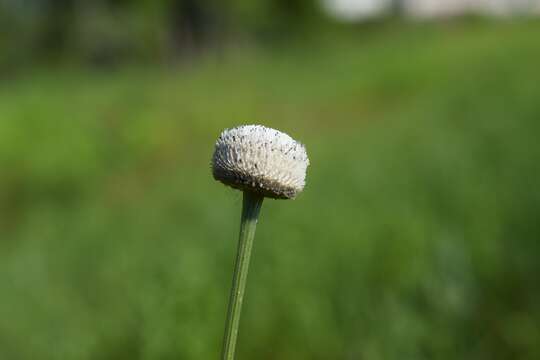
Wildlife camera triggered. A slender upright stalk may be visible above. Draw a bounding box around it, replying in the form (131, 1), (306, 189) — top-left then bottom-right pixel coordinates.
(221, 191), (264, 360)
(213, 125), (309, 359)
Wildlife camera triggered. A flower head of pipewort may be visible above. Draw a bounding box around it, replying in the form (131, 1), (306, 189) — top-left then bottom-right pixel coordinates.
(212, 125), (309, 199)
(213, 124), (309, 360)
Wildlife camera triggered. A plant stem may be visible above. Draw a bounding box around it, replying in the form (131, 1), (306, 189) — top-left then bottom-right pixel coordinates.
(221, 191), (264, 360)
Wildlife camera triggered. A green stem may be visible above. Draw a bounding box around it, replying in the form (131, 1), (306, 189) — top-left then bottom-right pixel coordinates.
(221, 191), (264, 360)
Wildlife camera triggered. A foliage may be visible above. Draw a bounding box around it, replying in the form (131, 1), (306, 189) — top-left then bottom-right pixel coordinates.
(0, 0), (326, 68)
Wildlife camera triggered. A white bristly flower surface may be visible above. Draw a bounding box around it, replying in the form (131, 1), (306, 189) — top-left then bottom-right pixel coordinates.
(212, 125), (309, 199)
(213, 125), (309, 360)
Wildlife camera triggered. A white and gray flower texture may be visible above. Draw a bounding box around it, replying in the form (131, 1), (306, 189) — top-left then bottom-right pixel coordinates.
(212, 125), (309, 199)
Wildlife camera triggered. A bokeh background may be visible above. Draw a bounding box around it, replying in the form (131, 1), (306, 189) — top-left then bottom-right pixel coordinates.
(1, 1), (540, 359)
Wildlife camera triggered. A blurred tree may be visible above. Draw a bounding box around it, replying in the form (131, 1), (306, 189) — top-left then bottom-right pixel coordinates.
(169, 0), (223, 54)
(39, 0), (76, 57)
(0, 0), (327, 68)
(71, 0), (166, 65)
(0, 0), (42, 69)
(228, 0), (324, 40)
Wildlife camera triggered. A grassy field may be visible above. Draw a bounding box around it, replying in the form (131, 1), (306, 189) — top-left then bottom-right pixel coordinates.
(1, 20), (540, 360)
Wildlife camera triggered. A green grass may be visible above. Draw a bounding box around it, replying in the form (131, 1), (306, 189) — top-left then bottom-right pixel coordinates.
(1, 20), (540, 360)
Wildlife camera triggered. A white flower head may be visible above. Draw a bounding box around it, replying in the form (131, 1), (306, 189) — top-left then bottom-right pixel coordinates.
(212, 125), (310, 199)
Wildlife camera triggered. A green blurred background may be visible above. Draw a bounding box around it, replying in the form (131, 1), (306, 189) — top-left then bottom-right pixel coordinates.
(1, 1), (540, 359)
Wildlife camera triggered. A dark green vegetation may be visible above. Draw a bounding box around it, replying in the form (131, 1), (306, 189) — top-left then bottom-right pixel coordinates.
(1, 21), (540, 359)
(0, 0), (322, 69)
